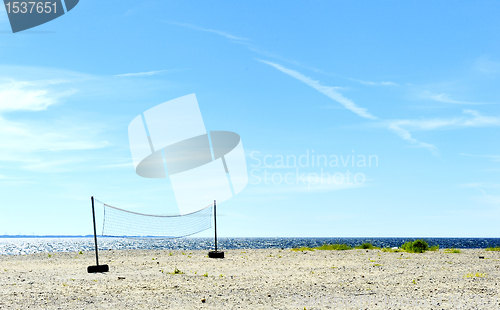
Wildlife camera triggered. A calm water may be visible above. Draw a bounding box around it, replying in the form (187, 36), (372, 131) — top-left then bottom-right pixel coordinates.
(1, 237), (500, 255)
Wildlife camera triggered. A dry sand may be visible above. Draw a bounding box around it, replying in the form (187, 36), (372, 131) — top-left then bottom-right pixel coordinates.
(0, 248), (499, 309)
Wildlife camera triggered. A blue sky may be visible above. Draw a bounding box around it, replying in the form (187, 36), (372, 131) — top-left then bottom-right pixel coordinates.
(0, 1), (499, 237)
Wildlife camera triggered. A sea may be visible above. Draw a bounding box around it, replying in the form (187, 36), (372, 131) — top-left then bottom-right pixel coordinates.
(0, 237), (499, 256)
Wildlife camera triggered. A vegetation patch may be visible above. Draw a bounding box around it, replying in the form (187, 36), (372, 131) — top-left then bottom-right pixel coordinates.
(464, 272), (486, 278)
(444, 248), (461, 253)
(168, 267), (184, 275)
(291, 243), (352, 251)
(401, 239), (430, 253)
(291, 247), (315, 252)
(485, 247), (500, 251)
(316, 243), (352, 251)
(381, 247), (404, 253)
(355, 243), (379, 250)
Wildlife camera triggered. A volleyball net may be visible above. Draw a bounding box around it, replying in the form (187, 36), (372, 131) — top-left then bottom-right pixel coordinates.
(94, 199), (213, 238)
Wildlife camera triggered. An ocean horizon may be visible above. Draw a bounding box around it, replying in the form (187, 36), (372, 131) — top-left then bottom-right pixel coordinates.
(1, 237), (500, 256)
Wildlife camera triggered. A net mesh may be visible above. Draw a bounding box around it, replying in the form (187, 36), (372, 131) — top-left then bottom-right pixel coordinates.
(98, 200), (213, 238)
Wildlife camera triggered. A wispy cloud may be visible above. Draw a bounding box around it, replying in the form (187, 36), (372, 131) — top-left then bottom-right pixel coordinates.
(115, 70), (169, 77)
(386, 109), (500, 132)
(384, 109), (500, 155)
(0, 174), (33, 186)
(167, 21), (498, 157)
(462, 109), (500, 126)
(477, 194), (500, 205)
(259, 59), (499, 155)
(0, 80), (76, 112)
(99, 162), (135, 169)
(169, 21), (402, 91)
(473, 188), (500, 206)
(0, 174), (20, 180)
(258, 60), (377, 120)
(20, 158), (92, 173)
(257, 60), (500, 155)
(459, 154), (500, 162)
(0, 75), (110, 173)
(386, 123), (439, 154)
(474, 56), (500, 74)
(420, 91), (485, 105)
(350, 79), (399, 87)
(459, 182), (500, 206)
(0, 116), (109, 155)
(459, 182), (500, 189)
(167, 21), (248, 41)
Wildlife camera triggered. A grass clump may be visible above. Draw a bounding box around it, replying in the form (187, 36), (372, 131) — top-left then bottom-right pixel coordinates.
(291, 243), (352, 251)
(355, 243), (380, 250)
(401, 239), (429, 253)
(464, 272), (486, 278)
(444, 248), (461, 253)
(387, 247), (399, 252)
(381, 247), (403, 252)
(203, 272), (208, 277)
(316, 243), (352, 251)
(485, 247), (500, 251)
(291, 247), (315, 252)
(168, 267), (184, 275)
(429, 245), (439, 251)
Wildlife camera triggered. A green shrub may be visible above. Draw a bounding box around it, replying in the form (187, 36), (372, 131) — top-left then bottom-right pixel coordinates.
(356, 242), (376, 250)
(401, 239), (429, 253)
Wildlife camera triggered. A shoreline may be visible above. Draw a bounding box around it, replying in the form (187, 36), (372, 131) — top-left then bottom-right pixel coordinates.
(1, 248), (499, 309)
(2, 236), (500, 256)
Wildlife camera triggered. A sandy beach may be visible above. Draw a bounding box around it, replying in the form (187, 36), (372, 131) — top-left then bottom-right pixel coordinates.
(0, 248), (499, 309)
